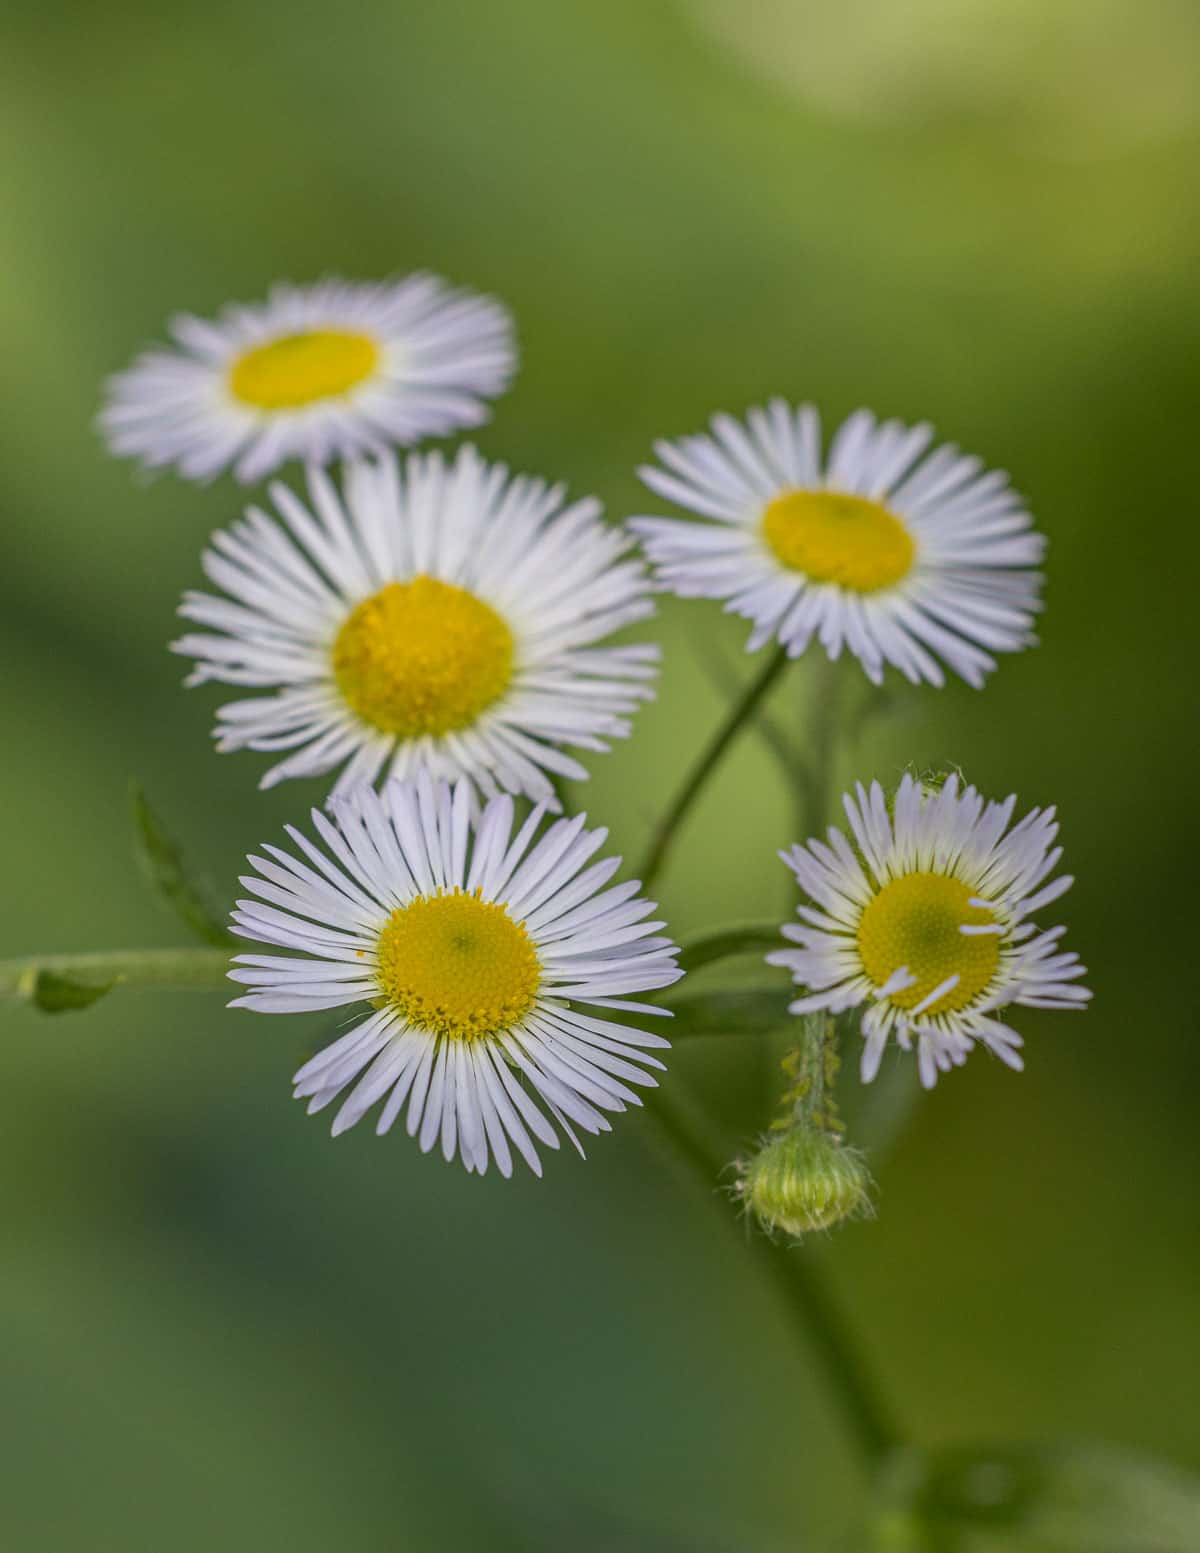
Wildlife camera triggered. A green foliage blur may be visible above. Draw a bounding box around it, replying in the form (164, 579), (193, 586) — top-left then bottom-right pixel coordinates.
(2, 1), (1198, 1548)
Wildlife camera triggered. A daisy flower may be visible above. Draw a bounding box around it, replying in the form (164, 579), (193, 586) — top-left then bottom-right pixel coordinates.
(228, 778), (682, 1175)
(631, 401), (1044, 687)
(173, 445), (658, 805)
(769, 774), (1090, 1087)
(99, 274), (514, 484)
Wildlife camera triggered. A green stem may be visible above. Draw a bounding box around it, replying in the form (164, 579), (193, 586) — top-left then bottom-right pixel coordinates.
(782, 1010), (843, 1138)
(690, 620), (807, 830)
(799, 652), (846, 836)
(639, 645), (791, 891)
(757, 1229), (898, 1466)
(676, 924), (785, 975)
(648, 1073), (900, 1468)
(0, 946), (232, 1000)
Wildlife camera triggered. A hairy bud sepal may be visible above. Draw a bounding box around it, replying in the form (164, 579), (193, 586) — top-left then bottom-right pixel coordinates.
(738, 1126), (873, 1239)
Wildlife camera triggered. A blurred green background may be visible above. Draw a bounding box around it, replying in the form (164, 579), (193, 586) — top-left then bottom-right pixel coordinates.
(3, 0), (1199, 1548)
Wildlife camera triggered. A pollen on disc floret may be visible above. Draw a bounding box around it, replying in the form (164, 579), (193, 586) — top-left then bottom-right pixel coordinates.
(761, 488), (916, 593)
(331, 577), (515, 739)
(856, 872), (1002, 1016)
(374, 888), (541, 1040)
(228, 329), (381, 411)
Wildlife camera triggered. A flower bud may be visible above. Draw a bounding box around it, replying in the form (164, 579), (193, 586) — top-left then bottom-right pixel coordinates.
(738, 1126), (873, 1237)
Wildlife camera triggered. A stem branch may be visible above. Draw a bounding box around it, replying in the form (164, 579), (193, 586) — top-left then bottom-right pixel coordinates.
(639, 645), (791, 890)
(0, 947), (232, 1000)
(797, 651), (846, 836)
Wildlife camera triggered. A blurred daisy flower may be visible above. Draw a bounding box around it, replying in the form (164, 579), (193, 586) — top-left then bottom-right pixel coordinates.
(99, 274), (514, 484)
(229, 778), (681, 1175)
(769, 774), (1090, 1087)
(631, 402), (1044, 687)
(174, 447), (658, 806)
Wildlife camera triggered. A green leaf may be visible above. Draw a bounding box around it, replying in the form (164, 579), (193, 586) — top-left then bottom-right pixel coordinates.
(677, 925), (784, 975)
(27, 969), (121, 1013)
(662, 986), (793, 1039)
(130, 784), (233, 948)
(857, 1442), (1200, 1552)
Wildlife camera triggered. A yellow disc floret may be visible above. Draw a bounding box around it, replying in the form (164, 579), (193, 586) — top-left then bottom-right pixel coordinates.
(857, 872), (1001, 1016)
(332, 576), (515, 738)
(229, 330), (380, 410)
(375, 889), (540, 1040)
(762, 489), (915, 593)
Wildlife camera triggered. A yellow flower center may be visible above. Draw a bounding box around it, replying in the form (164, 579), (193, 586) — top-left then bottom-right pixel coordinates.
(857, 872), (1001, 1016)
(228, 330), (380, 410)
(376, 889), (541, 1040)
(762, 489), (915, 592)
(332, 576), (515, 738)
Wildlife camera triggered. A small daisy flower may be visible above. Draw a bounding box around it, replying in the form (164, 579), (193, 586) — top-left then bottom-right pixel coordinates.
(229, 778), (682, 1176)
(99, 274), (514, 484)
(631, 402), (1044, 687)
(769, 774), (1090, 1087)
(173, 446), (658, 805)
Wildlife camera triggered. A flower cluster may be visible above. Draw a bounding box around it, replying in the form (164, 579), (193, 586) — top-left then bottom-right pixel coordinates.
(99, 272), (1090, 1190)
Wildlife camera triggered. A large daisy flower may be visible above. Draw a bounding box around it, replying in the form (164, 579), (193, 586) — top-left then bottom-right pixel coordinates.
(631, 402), (1044, 687)
(769, 774), (1090, 1087)
(173, 446), (658, 805)
(99, 274), (514, 484)
(229, 778), (682, 1175)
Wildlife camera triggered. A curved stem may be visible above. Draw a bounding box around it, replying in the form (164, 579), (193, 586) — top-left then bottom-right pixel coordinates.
(690, 621), (808, 840)
(676, 923), (784, 975)
(639, 645), (791, 891)
(0, 946), (232, 1000)
(797, 651), (846, 837)
(755, 1231), (897, 1465)
(648, 1073), (900, 1467)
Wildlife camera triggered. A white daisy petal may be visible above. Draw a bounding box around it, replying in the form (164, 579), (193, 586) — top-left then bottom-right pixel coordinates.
(230, 779), (680, 1176)
(99, 273), (515, 484)
(631, 402), (1044, 687)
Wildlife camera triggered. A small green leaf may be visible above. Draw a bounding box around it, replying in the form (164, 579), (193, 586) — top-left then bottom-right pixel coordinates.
(857, 1442), (1200, 1552)
(130, 784), (233, 948)
(27, 968), (121, 1013)
(662, 986), (793, 1039)
(677, 925), (784, 976)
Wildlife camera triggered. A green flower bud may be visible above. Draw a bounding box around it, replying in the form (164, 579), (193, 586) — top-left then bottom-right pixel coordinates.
(738, 1126), (873, 1238)
(911, 764), (966, 803)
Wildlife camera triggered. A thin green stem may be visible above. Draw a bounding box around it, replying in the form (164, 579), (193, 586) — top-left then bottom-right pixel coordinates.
(690, 621), (807, 837)
(798, 652), (846, 836)
(639, 645), (791, 891)
(676, 924), (784, 975)
(0, 946), (232, 1000)
(780, 1010), (843, 1138)
(756, 1231), (897, 1466)
(648, 1073), (900, 1468)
